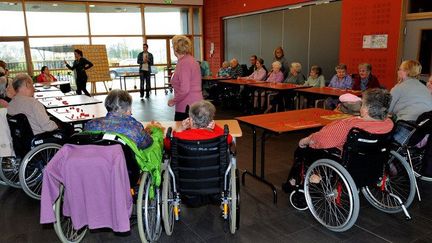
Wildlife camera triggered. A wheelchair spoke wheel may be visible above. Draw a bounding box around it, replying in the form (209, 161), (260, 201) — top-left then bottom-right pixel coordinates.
(305, 159), (359, 232)
(407, 149), (432, 182)
(0, 157), (22, 188)
(137, 173), (162, 242)
(162, 169), (175, 236)
(19, 143), (62, 200)
(228, 166), (237, 234)
(362, 150), (415, 213)
(54, 185), (88, 243)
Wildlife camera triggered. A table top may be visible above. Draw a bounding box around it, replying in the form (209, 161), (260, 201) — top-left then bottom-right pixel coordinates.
(34, 91), (65, 99)
(34, 86), (60, 92)
(236, 108), (352, 133)
(142, 120), (243, 138)
(297, 87), (362, 97)
(39, 95), (102, 108)
(248, 82), (310, 91)
(202, 76), (231, 82)
(47, 103), (107, 123)
(34, 81), (70, 87)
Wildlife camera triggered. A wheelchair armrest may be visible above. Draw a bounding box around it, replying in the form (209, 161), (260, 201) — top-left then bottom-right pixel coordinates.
(32, 130), (65, 146)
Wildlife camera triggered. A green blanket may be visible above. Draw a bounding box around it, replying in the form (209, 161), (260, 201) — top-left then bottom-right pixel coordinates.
(81, 127), (164, 187)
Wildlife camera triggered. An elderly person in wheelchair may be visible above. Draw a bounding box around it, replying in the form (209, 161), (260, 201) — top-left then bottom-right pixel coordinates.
(282, 89), (418, 232)
(162, 100), (239, 235)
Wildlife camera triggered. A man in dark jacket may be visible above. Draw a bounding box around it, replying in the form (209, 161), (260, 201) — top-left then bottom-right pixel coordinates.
(137, 43), (154, 99)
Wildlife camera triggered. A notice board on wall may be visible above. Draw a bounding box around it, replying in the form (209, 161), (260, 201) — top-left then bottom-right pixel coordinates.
(72, 45), (111, 82)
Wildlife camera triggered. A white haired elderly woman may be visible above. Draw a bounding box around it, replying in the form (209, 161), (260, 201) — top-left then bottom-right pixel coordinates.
(254, 61), (284, 111)
(85, 89), (158, 149)
(164, 100), (233, 150)
(284, 62), (305, 85)
(283, 88), (394, 192)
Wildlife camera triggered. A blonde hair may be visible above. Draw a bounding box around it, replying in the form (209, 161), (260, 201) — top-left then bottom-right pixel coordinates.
(290, 62), (302, 73)
(172, 35), (192, 55)
(400, 60), (422, 78)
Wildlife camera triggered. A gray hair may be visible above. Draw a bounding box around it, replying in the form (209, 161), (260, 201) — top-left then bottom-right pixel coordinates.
(362, 88), (392, 120)
(272, 61), (282, 70)
(12, 73), (32, 92)
(358, 63), (372, 72)
(0, 76), (7, 97)
(291, 62), (302, 73)
(189, 100), (216, 128)
(104, 89), (132, 113)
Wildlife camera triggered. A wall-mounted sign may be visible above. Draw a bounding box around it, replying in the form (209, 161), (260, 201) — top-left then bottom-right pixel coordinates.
(164, 0), (173, 4)
(362, 34), (388, 49)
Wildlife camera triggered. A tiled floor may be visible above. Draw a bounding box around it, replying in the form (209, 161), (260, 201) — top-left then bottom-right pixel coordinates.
(1, 90), (432, 242)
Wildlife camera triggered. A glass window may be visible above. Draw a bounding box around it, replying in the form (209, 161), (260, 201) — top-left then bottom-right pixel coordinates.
(145, 6), (189, 35)
(29, 37), (90, 71)
(25, 2), (88, 36)
(408, 0), (432, 13)
(193, 37), (202, 61)
(0, 2), (26, 36)
(89, 5), (142, 35)
(193, 8), (201, 35)
(0, 41), (27, 75)
(91, 37), (142, 66)
(146, 39), (168, 65)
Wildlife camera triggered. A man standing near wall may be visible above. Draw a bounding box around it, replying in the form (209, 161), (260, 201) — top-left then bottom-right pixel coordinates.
(137, 43), (154, 99)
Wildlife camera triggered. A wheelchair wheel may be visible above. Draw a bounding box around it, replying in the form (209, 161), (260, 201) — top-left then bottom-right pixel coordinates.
(304, 159), (359, 232)
(137, 172), (162, 242)
(162, 168), (175, 236)
(407, 149), (432, 182)
(289, 189), (308, 211)
(362, 150), (415, 213)
(19, 143), (62, 200)
(54, 184), (88, 243)
(0, 156), (21, 188)
(228, 166), (237, 234)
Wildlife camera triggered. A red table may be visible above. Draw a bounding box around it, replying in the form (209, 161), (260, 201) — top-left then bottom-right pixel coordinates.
(236, 108), (351, 203)
(297, 87), (362, 97)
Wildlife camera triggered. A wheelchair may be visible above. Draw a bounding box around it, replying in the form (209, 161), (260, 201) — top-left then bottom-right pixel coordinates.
(290, 128), (416, 232)
(52, 132), (162, 243)
(161, 126), (240, 235)
(392, 116), (432, 183)
(0, 113), (64, 200)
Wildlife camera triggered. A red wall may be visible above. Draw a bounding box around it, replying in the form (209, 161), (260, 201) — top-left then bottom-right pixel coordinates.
(203, 0), (404, 89)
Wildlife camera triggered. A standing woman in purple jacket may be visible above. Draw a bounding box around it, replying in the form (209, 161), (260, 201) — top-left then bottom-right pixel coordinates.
(168, 35), (203, 121)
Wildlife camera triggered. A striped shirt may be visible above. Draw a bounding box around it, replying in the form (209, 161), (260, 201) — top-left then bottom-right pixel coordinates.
(309, 117), (393, 151)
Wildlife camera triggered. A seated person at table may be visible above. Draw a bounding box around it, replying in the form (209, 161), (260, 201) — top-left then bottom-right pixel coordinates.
(164, 100), (234, 207)
(36, 66), (57, 83)
(245, 55), (257, 76)
(389, 60), (432, 122)
(352, 63), (380, 91)
(85, 89), (154, 150)
(7, 73), (58, 135)
(255, 61), (284, 111)
(304, 65), (325, 87)
(328, 63), (353, 89)
(239, 57), (266, 81)
(198, 60), (212, 77)
(164, 100), (233, 149)
(326, 64), (353, 109)
(284, 62), (306, 85)
(228, 58), (243, 79)
(217, 61), (231, 77)
(282, 88), (394, 192)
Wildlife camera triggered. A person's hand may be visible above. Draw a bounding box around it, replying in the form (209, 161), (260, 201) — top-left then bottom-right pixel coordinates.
(167, 99), (175, 107)
(145, 121), (164, 133)
(299, 136), (310, 148)
(207, 120), (215, 129)
(63, 60), (67, 65)
(181, 117), (192, 129)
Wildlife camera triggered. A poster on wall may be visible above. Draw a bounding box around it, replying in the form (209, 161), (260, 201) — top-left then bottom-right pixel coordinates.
(73, 44), (111, 82)
(362, 34), (388, 49)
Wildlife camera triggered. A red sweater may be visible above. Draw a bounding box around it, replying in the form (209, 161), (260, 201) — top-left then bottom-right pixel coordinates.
(164, 125), (233, 150)
(352, 74), (380, 91)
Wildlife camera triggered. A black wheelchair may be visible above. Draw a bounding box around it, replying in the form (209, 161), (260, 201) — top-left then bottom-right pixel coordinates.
(161, 126), (240, 235)
(289, 128), (415, 232)
(0, 113), (64, 200)
(52, 132), (162, 243)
